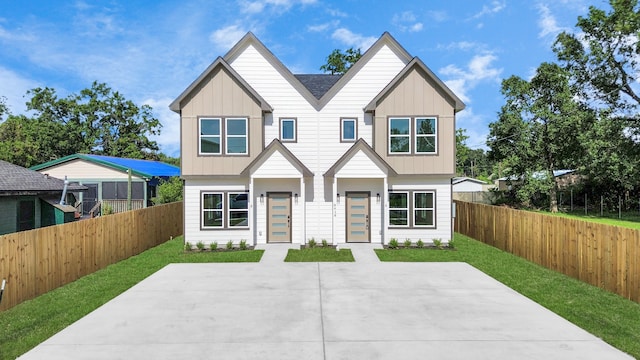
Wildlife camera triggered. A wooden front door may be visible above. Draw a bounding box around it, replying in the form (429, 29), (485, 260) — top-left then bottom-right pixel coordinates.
(346, 192), (370, 243)
(267, 192), (291, 243)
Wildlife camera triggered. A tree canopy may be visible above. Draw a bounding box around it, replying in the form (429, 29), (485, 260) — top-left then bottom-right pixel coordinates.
(320, 48), (362, 74)
(0, 82), (162, 168)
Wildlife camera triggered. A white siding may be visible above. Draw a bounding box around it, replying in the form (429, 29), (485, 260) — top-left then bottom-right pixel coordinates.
(251, 150), (303, 178)
(36, 159), (142, 180)
(453, 180), (484, 192)
(335, 150), (386, 178)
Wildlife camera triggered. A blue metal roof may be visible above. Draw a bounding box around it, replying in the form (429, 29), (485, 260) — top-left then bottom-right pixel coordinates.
(82, 154), (180, 178)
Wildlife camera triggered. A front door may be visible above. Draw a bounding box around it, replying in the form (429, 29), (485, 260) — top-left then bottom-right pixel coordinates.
(267, 192), (291, 243)
(346, 192), (370, 243)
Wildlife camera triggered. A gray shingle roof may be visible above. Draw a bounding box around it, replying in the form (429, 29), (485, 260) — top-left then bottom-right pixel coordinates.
(294, 74), (342, 99)
(0, 160), (85, 195)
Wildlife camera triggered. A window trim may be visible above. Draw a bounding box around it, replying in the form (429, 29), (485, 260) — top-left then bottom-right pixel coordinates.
(388, 190), (437, 229)
(415, 117), (438, 154)
(199, 117), (222, 155)
(413, 191), (436, 228)
(279, 117), (297, 143)
(225, 117), (248, 155)
(388, 191), (409, 227)
(387, 116), (439, 155)
(340, 117), (358, 142)
(200, 190), (250, 230)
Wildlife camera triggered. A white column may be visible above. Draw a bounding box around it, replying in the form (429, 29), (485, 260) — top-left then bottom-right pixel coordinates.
(332, 177), (337, 244)
(382, 176), (388, 245)
(249, 177), (255, 245)
(300, 176), (305, 245)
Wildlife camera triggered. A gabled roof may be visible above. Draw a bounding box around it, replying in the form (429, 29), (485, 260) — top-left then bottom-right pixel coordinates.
(364, 57), (465, 113)
(324, 138), (397, 177)
(31, 154), (180, 179)
(497, 170), (576, 181)
(240, 139), (313, 177)
(169, 56), (273, 113)
(223, 32), (413, 111)
(0, 160), (86, 196)
(294, 74), (342, 99)
(452, 177), (487, 185)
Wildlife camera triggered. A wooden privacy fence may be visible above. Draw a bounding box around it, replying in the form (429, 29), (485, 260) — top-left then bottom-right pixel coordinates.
(0, 201), (183, 311)
(454, 201), (640, 303)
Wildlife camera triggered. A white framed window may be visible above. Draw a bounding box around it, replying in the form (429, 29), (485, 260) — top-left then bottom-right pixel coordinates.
(341, 118), (357, 142)
(388, 191), (409, 227)
(228, 193), (249, 228)
(389, 117), (411, 154)
(199, 118), (221, 154)
(280, 118), (296, 142)
(414, 191), (435, 227)
(415, 117), (437, 154)
(225, 118), (248, 154)
(202, 192), (223, 228)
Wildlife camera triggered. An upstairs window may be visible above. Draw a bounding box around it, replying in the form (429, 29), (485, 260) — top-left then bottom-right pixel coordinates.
(280, 118), (296, 142)
(341, 118), (357, 142)
(226, 118), (248, 154)
(200, 118), (221, 154)
(388, 116), (438, 155)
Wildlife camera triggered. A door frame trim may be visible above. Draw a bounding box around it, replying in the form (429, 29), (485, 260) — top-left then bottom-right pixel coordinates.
(345, 191), (371, 243)
(266, 191), (292, 243)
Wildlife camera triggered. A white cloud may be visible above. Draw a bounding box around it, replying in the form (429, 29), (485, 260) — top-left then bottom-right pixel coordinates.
(307, 20), (339, 33)
(537, 3), (568, 38)
(427, 10), (448, 23)
(455, 107), (490, 150)
(392, 11), (423, 33)
(470, 0), (506, 20)
(440, 53), (502, 104)
(331, 28), (377, 51)
(210, 25), (247, 50)
(144, 97), (181, 157)
(239, 0), (317, 14)
(0, 67), (40, 120)
(440, 41), (484, 52)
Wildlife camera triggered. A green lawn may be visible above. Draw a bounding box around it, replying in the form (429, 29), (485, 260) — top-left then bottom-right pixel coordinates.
(377, 234), (640, 359)
(284, 247), (354, 262)
(0, 237), (262, 360)
(536, 210), (640, 229)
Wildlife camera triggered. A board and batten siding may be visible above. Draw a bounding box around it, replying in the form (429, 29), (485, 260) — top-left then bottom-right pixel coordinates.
(387, 176), (452, 243)
(35, 160), (143, 180)
(180, 65), (264, 176)
(373, 67), (456, 175)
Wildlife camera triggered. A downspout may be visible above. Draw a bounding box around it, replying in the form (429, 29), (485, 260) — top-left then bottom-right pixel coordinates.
(60, 176), (69, 205)
(0, 279), (5, 305)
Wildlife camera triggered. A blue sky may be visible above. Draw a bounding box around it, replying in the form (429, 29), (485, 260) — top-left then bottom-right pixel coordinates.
(0, 0), (595, 157)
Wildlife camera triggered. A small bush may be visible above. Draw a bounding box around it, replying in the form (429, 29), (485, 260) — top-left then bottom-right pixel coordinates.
(196, 241), (205, 250)
(184, 242), (192, 251)
(102, 203), (114, 215)
(388, 238), (399, 249)
(308, 238), (316, 248)
(448, 238), (456, 249)
(321, 239), (328, 247)
(403, 239), (412, 248)
(416, 239), (424, 248)
(226, 240), (234, 250)
(239, 239), (248, 250)
(210, 242), (218, 251)
(432, 238), (443, 249)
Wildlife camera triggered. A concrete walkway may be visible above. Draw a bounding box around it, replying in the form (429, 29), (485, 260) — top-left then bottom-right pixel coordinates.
(18, 248), (632, 360)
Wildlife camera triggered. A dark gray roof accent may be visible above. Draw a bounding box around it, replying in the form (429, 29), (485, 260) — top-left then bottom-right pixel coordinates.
(0, 160), (86, 196)
(294, 74), (342, 99)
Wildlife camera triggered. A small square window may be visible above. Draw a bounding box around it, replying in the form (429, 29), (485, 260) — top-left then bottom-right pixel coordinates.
(280, 118), (296, 142)
(341, 118), (357, 142)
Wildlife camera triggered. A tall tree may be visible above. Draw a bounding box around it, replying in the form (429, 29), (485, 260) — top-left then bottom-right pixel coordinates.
(0, 96), (8, 119)
(488, 63), (590, 212)
(553, 0), (640, 118)
(320, 48), (362, 74)
(455, 128), (470, 175)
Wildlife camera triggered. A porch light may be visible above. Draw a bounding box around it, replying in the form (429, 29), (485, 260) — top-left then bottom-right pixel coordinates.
(336, 193), (340, 202)
(260, 194), (264, 203)
(377, 193), (380, 202)
(294, 193), (299, 203)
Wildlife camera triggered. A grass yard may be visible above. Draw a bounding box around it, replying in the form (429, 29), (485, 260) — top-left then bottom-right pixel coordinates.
(377, 234), (640, 359)
(284, 247), (355, 262)
(536, 210), (640, 229)
(0, 236), (262, 360)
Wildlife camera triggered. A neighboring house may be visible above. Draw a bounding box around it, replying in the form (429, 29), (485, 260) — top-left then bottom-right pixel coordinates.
(495, 170), (577, 191)
(170, 32), (465, 246)
(31, 154), (180, 215)
(452, 177), (487, 193)
(0, 160), (86, 235)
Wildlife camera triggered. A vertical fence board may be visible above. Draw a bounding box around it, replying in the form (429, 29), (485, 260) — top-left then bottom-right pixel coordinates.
(454, 200), (640, 304)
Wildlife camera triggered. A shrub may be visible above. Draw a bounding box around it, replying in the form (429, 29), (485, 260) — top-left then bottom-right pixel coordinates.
(210, 242), (218, 251)
(184, 242), (192, 251)
(447, 238), (456, 249)
(321, 239), (328, 247)
(102, 203), (114, 215)
(403, 239), (412, 248)
(239, 239), (248, 250)
(432, 238), (443, 249)
(226, 240), (234, 250)
(416, 239), (424, 248)
(388, 238), (399, 249)
(196, 241), (205, 250)
(308, 238), (316, 248)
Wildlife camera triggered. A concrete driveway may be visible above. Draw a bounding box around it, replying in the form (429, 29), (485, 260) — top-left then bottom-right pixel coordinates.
(19, 245), (632, 359)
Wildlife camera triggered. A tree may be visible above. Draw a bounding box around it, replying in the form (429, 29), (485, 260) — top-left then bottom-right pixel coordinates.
(153, 176), (183, 204)
(0, 96), (8, 120)
(320, 48), (362, 74)
(553, 0), (640, 118)
(456, 128), (470, 175)
(488, 63), (590, 212)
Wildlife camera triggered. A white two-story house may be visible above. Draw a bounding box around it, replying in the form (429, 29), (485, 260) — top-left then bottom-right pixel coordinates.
(170, 32), (464, 246)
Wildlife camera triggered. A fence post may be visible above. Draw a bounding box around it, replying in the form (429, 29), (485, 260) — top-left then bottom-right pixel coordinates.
(585, 193), (588, 215)
(619, 196), (622, 219)
(601, 195), (604, 217)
